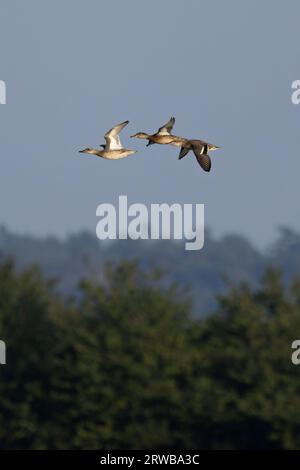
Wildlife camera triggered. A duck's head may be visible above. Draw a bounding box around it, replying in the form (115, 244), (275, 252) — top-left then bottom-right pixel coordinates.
(79, 147), (97, 155)
(209, 145), (220, 151)
(130, 132), (150, 140)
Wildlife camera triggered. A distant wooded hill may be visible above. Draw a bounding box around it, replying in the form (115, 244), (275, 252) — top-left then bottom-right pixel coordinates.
(0, 225), (299, 316)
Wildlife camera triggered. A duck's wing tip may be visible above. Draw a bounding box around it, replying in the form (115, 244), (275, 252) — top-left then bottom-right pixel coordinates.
(178, 147), (190, 159)
(157, 116), (176, 135)
(105, 120), (129, 136)
(114, 120), (130, 132)
(195, 153), (212, 172)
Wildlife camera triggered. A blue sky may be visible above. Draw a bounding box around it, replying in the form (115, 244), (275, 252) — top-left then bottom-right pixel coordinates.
(0, 0), (299, 247)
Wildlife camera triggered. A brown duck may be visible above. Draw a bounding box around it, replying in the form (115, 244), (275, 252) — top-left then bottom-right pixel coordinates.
(130, 117), (186, 147)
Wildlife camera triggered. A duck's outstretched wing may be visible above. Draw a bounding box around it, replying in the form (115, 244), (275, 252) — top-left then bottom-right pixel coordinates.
(104, 120), (129, 150)
(157, 116), (175, 136)
(195, 153), (211, 172)
(192, 142), (211, 172)
(178, 147), (190, 159)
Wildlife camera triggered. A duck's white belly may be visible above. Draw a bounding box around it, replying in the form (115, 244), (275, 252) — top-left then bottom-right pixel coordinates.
(102, 150), (136, 160)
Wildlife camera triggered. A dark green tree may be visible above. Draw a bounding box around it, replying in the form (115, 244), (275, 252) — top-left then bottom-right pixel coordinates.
(1, 259), (300, 449)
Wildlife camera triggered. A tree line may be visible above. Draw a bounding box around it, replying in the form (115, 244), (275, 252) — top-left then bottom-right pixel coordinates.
(0, 258), (300, 449)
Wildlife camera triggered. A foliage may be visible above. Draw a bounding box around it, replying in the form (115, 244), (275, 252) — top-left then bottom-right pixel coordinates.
(0, 259), (300, 449)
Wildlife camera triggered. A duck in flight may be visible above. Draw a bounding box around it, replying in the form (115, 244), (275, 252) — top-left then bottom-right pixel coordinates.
(79, 121), (137, 160)
(131, 116), (219, 172)
(177, 139), (219, 172)
(130, 117), (186, 147)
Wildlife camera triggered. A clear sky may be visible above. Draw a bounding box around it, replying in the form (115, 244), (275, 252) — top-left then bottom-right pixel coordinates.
(0, 0), (299, 248)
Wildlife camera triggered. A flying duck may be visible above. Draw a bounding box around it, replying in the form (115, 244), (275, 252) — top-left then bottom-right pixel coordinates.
(130, 117), (186, 147)
(178, 140), (219, 172)
(79, 121), (137, 160)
